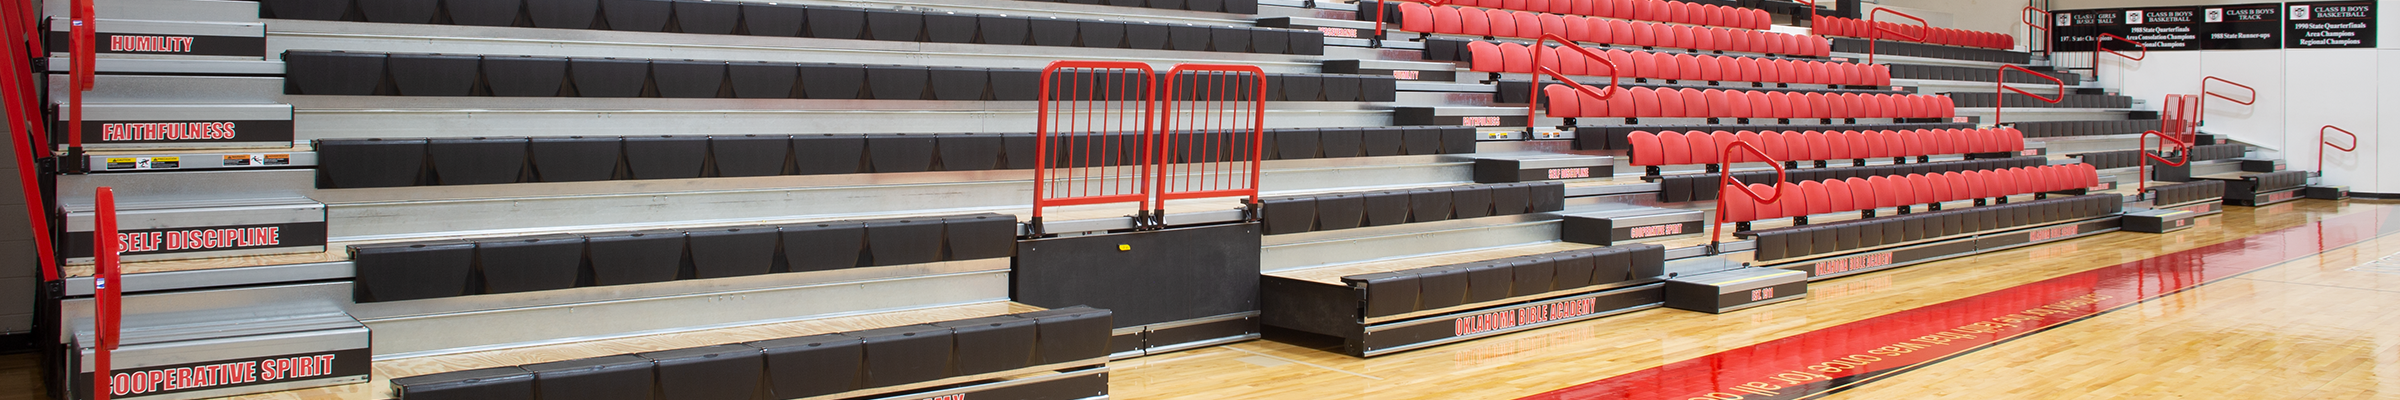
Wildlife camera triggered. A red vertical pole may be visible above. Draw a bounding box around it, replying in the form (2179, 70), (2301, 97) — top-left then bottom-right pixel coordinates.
(92, 187), (119, 400)
(68, 0), (96, 164)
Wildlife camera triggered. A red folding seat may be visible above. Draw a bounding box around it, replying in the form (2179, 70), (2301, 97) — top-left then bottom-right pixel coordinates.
(1760, 32), (1785, 55)
(1558, 48), (1587, 75)
(1661, 1), (1686, 24)
(1802, 180), (1832, 215)
(1912, 174), (1939, 205)
(1655, 87), (1687, 118)
(1962, 170), (1989, 199)
(1722, 89), (1752, 119)
(1576, 87), (1610, 117)
(1807, 92), (1834, 119)
(1489, 10), (1520, 38)
(1832, 63), (1858, 86)
(1758, 130), (1790, 160)
(1877, 94), (1901, 119)
(1841, 130), (1869, 160)
(1702, 88), (1730, 116)
(1608, 19), (1637, 45)
(1603, 85), (1635, 117)
(1469, 41), (1505, 72)
(1523, 0), (1551, 14)
(1966, 128), (1992, 153)
(1655, 53), (1684, 81)
(1567, 0), (1594, 16)
(1752, 183), (1786, 220)
(1735, 57), (1761, 82)
(1872, 65), (1892, 86)
(1731, 130), (1763, 163)
(2078, 164), (2099, 188)
(1461, 8), (1493, 36)
(1638, 0), (1665, 22)
(1931, 172), (1960, 203)
(1514, 12), (1544, 38)
(1433, 6), (1466, 34)
(1821, 131), (1850, 159)
(1657, 131), (1691, 165)
(1839, 92), (1865, 119)
(1805, 130), (1832, 161)
(1582, 17), (1613, 43)
(1670, 24), (1698, 51)
(1722, 184), (1757, 222)
(1750, 9), (1770, 30)
(1707, 28), (1731, 52)
(1769, 91), (1796, 120)
(1540, 14), (1570, 39)
(1503, 0), (1529, 12)
(1604, 49), (1637, 78)
(1757, 58), (1783, 83)
(1897, 96), (1920, 119)
(1678, 54), (1704, 82)
(1779, 182), (1809, 219)
(1629, 50), (1659, 79)
(1823, 179), (1855, 213)
(1845, 177), (1876, 211)
(1627, 131), (1661, 165)
(1545, 85), (1582, 117)
(1681, 87), (1707, 117)
(1401, 2), (1436, 32)
(1727, 30), (1754, 53)
(1873, 130), (1902, 158)
(1629, 87), (1659, 117)
(1867, 176), (1898, 208)
(1695, 55), (1723, 81)
(1686, 131), (1719, 165)
(1499, 42), (1533, 73)
(1565, 16), (1595, 42)
(1533, 45), (1562, 74)
(1594, 0), (1619, 18)
(1628, 22), (1656, 47)
(1746, 91), (1774, 119)
(1707, 4), (1731, 27)
(2004, 128), (2026, 152)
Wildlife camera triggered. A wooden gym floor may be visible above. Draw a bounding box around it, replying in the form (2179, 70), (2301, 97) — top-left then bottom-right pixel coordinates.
(1, 199), (2392, 399)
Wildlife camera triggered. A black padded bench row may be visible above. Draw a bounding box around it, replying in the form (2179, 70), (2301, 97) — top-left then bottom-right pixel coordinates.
(285, 51), (1377, 100)
(349, 213), (1016, 302)
(314, 127), (1468, 189)
(1829, 38), (2032, 64)
(2220, 170), (2309, 205)
(1945, 92), (2133, 109)
(1255, 182), (1567, 235)
(1265, 126), (1477, 161)
(2009, 119), (2158, 138)
(1016, 0), (1260, 14)
(389, 306), (1113, 400)
(1656, 157), (2048, 203)
(1493, 81), (1914, 105)
(1575, 122), (1977, 150)
(262, 1), (1318, 55)
(2069, 150), (2148, 170)
(1887, 63), (2080, 86)
(2148, 180), (2226, 207)
(1744, 194), (2121, 261)
(1340, 244), (1666, 319)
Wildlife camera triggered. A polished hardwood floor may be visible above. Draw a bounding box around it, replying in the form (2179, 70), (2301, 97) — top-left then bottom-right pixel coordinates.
(0, 200), (2386, 399)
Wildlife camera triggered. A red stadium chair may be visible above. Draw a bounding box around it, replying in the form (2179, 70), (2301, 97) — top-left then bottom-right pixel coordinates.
(1401, 2), (1435, 32)
(1778, 182), (1809, 219)
(1469, 41), (1504, 72)
(1434, 6), (1466, 34)
(1703, 88), (1730, 116)
(1732, 131), (1763, 163)
(1681, 87), (1707, 117)
(1805, 131), (1832, 161)
(1461, 8), (1493, 36)
(1659, 131), (1692, 164)
(1759, 130), (1790, 160)
(1803, 180), (1833, 215)
(1725, 184), (1760, 221)
(1687, 132), (1719, 164)
(1745, 91), (1773, 120)
(1723, 89), (1752, 119)
(1656, 87), (1686, 118)
(1627, 131), (1661, 166)
(1545, 85), (1582, 117)
(1513, 11), (1542, 38)
(1540, 14), (1570, 39)
(1500, 42), (1532, 73)
(1629, 87), (1659, 117)
(1604, 85), (1635, 117)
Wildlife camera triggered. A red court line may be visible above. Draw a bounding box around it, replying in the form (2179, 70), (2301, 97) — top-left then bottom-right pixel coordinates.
(1521, 205), (2400, 400)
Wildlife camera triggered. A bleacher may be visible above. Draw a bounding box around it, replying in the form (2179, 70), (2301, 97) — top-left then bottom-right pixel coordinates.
(22, 0), (2322, 398)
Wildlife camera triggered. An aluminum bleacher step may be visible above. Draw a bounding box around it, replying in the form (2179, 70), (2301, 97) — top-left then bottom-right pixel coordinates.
(1260, 242), (1666, 357)
(1663, 266), (1808, 313)
(1560, 206), (1706, 247)
(62, 306), (369, 400)
(1471, 152), (1614, 183)
(59, 196), (325, 264)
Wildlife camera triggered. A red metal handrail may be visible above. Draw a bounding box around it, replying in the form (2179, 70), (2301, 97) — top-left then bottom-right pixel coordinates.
(2096, 32), (2146, 61)
(1866, 8), (1927, 64)
(2197, 76), (2255, 130)
(2137, 130), (2192, 193)
(1712, 141), (1784, 253)
(1527, 34), (1621, 134)
(1153, 64), (1268, 219)
(1993, 65), (2064, 125)
(2024, 7), (2052, 56)
(92, 186), (121, 400)
(1033, 61), (1159, 232)
(0, 1), (57, 282)
(68, 0), (95, 161)
(2320, 125), (2357, 173)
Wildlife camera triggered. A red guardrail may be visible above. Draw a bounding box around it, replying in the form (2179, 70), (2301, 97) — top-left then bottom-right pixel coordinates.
(1712, 141), (1784, 253)
(92, 186), (121, 400)
(2160, 94), (2198, 143)
(0, 0), (56, 281)
(1526, 34), (1621, 133)
(1034, 61), (1160, 233)
(67, 0), (94, 161)
(1153, 64), (1268, 221)
(2137, 130), (2192, 193)
(2024, 7), (2052, 56)
(2096, 32), (2147, 61)
(2198, 76), (2255, 130)
(2320, 125), (2357, 174)
(1993, 65), (2064, 125)
(1866, 8), (1926, 64)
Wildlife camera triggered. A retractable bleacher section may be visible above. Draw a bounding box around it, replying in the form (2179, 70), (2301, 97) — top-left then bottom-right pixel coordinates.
(37, 0), (2315, 397)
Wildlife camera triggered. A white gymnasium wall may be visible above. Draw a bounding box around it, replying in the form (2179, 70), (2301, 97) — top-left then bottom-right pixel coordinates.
(2064, 1), (2399, 193)
(1873, 0), (2030, 47)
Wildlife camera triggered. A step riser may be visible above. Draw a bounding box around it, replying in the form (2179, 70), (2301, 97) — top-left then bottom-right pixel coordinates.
(1262, 215), (1557, 273)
